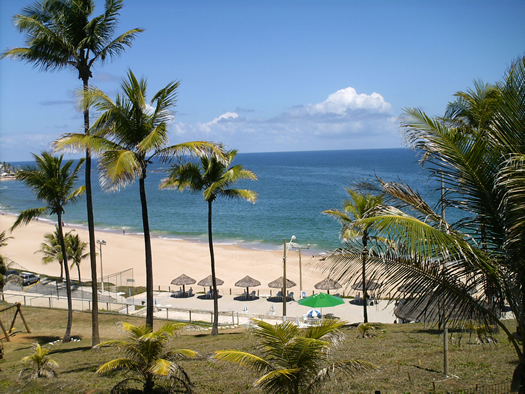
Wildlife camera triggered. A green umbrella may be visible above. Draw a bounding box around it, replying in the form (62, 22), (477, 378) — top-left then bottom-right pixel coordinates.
(298, 293), (345, 315)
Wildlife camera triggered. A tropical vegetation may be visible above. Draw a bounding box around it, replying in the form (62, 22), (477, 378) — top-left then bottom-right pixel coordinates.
(95, 321), (198, 393)
(2, 0), (143, 347)
(36, 229), (65, 281)
(18, 343), (59, 380)
(160, 149), (257, 335)
(0, 230), (14, 296)
(10, 152), (85, 343)
(319, 56), (525, 391)
(55, 69), (224, 329)
(214, 318), (375, 394)
(322, 190), (383, 322)
(36, 230), (89, 283)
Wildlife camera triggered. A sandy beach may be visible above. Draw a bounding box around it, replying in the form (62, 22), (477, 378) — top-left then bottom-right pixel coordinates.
(1, 214), (398, 324)
(1, 214), (332, 296)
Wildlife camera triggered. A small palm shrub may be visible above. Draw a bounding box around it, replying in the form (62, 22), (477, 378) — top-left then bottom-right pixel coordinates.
(357, 322), (376, 338)
(18, 343), (58, 380)
(96, 322), (198, 393)
(214, 318), (376, 394)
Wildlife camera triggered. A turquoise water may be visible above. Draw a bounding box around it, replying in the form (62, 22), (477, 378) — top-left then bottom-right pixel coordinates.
(0, 148), (441, 252)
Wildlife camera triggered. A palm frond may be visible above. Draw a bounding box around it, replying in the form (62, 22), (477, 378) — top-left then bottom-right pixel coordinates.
(11, 207), (48, 231)
(213, 350), (271, 374)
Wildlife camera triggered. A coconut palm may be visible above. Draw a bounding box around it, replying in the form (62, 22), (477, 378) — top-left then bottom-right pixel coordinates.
(0, 230), (13, 297)
(96, 321), (197, 393)
(18, 343), (59, 380)
(160, 149), (257, 335)
(11, 152), (85, 343)
(322, 190), (383, 322)
(2, 0), (143, 347)
(55, 69), (224, 328)
(214, 319), (375, 394)
(319, 56), (525, 391)
(66, 232), (89, 283)
(36, 230), (65, 281)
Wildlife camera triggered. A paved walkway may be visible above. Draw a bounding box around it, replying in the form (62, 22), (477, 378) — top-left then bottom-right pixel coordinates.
(3, 287), (397, 328)
(134, 291), (397, 327)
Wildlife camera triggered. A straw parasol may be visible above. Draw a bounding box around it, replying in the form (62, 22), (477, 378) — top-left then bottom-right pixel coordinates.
(171, 274), (196, 296)
(197, 275), (224, 295)
(314, 277), (342, 294)
(351, 280), (381, 292)
(235, 275), (261, 300)
(268, 276), (296, 289)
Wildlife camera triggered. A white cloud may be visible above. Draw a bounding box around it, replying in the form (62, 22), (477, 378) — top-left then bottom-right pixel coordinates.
(307, 87), (391, 115)
(169, 87), (401, 152)
(209, 112), (239, 124)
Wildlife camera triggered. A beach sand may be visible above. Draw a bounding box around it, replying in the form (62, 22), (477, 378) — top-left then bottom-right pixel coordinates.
(1, 214), (328, 295)
(1, 214), (397, 324)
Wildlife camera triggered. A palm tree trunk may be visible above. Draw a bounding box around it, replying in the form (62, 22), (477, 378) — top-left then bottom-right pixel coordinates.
(57, 214), (73, 343)
(139, 175), (154, 329)
(83, 76), (100, 346)
(59, 260), (64, 281)
(77, 263), (81, 284)
(208, 199), (219, 336)
(362, 250), (368, 323)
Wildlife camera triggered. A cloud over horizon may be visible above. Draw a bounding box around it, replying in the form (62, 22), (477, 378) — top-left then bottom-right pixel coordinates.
(170, 87), (399, 152)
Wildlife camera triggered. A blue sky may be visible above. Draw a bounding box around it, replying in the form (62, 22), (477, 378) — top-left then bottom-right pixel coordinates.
(1, 0), (524, 162)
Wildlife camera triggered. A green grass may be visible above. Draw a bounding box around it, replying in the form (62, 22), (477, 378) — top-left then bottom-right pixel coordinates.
(0, 304), (516, 393)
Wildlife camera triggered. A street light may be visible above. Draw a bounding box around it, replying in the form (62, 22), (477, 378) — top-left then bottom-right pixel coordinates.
(96, 239), (106, 293)
(282, 235), (295, 321)
(291, 240), (310, 298)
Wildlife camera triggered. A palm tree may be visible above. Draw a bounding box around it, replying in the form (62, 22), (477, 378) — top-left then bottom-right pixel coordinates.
(18, 343), (59, 380)
(11, 152), (85, 343)
(0, 230), (13, 298)
(55, 69), (224, 328)
(322, 189), (383, 322)
(36, 230), (65, 281)
(96, 321), (197, 393)
(66, 232), (89, 283)
(319, 56), (525, 391)
(214, 319), (375, 394)
(160, 149), (257, 335)
(2, 0), (143, 347)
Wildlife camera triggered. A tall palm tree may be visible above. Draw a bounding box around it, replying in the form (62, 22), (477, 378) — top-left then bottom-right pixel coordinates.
(320, 56), (525, 391)
(214, 319), (375, 394)
(96, 322), (197, 393)
(66, 232), (89, 283)
(36, 229), (65, 280)
(55, 70), (224, 328)
(11, 152), (85, 343)
(323, 189), (383, 322)
(160, 149), (257, 335)
(2, 0), (143, 347)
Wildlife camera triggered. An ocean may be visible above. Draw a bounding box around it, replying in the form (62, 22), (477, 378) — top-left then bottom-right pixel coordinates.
(0, 148), (442, 253)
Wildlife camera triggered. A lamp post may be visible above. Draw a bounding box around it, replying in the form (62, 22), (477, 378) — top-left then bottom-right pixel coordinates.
(291, 241), (310, 298)
(97, 239), (106, 293)
(282, 235), (295, 321)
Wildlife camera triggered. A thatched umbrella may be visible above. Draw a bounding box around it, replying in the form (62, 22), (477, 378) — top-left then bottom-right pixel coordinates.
(268, 276), (296, 300)
(351, 280), (381, 292)
(197, 275), (224, 295)
(268, 276), (296, 289)
(314, 277), (342, 294)
(235, 275), (261, 300)
(171, 274), (196, 296)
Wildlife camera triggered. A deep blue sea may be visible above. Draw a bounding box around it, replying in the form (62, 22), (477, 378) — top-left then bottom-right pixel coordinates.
(0, 148), (443, 253)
